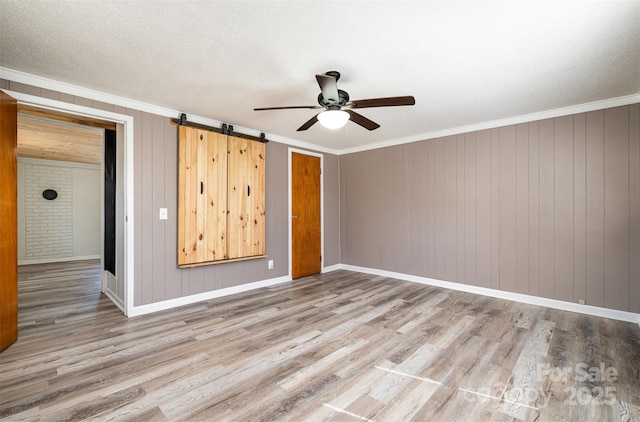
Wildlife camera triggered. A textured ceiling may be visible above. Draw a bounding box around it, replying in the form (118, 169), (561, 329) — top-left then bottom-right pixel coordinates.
(1, 1), (639, 152)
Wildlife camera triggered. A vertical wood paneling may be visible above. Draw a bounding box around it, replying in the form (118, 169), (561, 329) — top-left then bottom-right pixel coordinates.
(553, 116), (574, 302)
(164, 121), (180, 300)
(417, 141), (431, 276)
(323, 153), (340, 267)
(59, 93), (74, 104)
(140, 112), (154, 305)
(345, 154), (360, 264)
(603, 107), (630, 311)
(427, 140), (436, 277)
(390, 146), (404, 272)
(337, 104), (637, 313)
(630, 104), (640, 313)
(475, 130), (491, 288)
(8, 81), (40, 96)
(72, 96), (92, 108)
(515, 123), (529, 294)
(92, 100), (114, 113)
(490, 129), (500, 290)
(538, 119), (555, 299)
(265, 141), (288, 272)
(456, 135), (465, 283)
(573, 114), (587, 304)
(370, 150), (385, 266)
(464, 132), (476, 286)
(499, 126), (517, 293)
(339, 156), (348, 263)
(40, 89), (60, 101)
(585, 110), (605, 307)
(127, 109), (144, 306)
(408, 142), (427, 274)
(444, 136), (457, 281)
(528, 122), (540, 296)
(151, 115), (165, 302)
(434, 138), (446, 279)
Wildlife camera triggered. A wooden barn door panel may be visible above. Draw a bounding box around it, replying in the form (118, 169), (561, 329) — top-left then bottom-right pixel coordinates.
(227, 137), (265, 259)
(249, 141), (266, 257)
(178, 127), (227, 265)
(227, 136), (250, 259)
(205, 132), (227, 261)
(178, 126), (201, 265)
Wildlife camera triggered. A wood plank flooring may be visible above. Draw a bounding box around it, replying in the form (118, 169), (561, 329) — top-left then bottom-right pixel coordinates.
(1, 260), (639, 421)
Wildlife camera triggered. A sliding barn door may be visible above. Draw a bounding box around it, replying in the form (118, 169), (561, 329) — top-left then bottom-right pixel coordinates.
(0, 91), (18, 352)
(178, 126), (227, 265)
(227, 136), (265, 259)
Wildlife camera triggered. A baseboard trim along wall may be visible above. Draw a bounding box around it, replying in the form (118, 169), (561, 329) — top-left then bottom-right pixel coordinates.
(105, 286), (125, 314)
(338, 264), (640, 325)
(18, 255), (101, 266)
(119, 263), (640, 324)
(322, 264), (342, 273)
(127, 275), (292, 317)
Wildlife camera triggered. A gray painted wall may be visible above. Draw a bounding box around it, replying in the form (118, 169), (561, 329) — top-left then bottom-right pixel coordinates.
(2, 79), (341, 306)
(340, 104), (640, 313)
(4, 77), (638, 314)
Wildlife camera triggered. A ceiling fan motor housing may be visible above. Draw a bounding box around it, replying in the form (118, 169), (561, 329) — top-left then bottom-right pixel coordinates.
(318, 89), (350, 108)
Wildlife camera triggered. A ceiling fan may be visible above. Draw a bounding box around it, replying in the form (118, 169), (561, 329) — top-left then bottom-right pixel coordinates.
(254, 71), (415, 131)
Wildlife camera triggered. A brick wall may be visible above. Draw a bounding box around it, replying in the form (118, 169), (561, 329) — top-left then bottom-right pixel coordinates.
(23, 163), (74, 260)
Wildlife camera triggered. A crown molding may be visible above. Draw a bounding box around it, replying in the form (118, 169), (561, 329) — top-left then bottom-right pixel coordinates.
(3, 67), (638, 156)
(339, 93), (640, 155)
(0, 67), (341, 155)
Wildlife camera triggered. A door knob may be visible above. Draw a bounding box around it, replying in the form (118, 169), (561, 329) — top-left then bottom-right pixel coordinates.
(292, 215), (298, 219)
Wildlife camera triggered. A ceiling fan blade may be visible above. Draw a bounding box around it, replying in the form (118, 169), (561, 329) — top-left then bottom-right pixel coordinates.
(296, 114), (319, 131)
(350, 96), (415, 109)
(254, 105), (321, 111)
(346, 110), (380, 131)
(316, 74), (340, 105)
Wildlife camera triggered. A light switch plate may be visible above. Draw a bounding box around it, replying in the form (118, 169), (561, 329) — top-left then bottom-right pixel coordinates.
(268, 260), (274, 269)
(159, 208), (168, 220)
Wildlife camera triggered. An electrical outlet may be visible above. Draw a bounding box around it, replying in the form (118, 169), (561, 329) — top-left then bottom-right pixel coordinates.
(578, 299), (586, 305)
(268, 260), (274, 270)
(159, 208), (168, 220)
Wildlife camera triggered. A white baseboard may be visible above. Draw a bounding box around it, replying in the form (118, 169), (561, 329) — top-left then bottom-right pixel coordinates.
(18, 255), (100, 266)
(127, 275), (292, 317)
(333, 264), (640, 325)
(322, 264), (342, 273)
(104, 286), (125, 313)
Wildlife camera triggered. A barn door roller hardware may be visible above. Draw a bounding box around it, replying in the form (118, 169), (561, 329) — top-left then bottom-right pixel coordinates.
(172, 113), (268, 143)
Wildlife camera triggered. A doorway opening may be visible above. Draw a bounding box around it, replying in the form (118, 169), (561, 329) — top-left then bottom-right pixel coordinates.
(8, 90), (134, 315)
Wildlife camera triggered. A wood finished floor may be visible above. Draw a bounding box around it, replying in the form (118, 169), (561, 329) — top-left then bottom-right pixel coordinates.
(1, 261), (639, 421)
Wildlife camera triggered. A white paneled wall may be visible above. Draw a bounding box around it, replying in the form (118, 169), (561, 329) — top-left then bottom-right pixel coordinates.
(18, 158), (101, 264)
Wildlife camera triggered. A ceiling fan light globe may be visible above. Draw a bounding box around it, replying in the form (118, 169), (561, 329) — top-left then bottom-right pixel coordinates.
(318, 110), (349, 129)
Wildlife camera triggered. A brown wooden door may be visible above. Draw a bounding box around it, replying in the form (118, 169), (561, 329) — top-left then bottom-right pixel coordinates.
(0, 91), (18, 352)
(292, 152), (321, 279)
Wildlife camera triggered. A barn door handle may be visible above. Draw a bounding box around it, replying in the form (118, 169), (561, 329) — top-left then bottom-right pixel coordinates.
(247, 185), (250, 196)
(200, 182), (204, 194)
